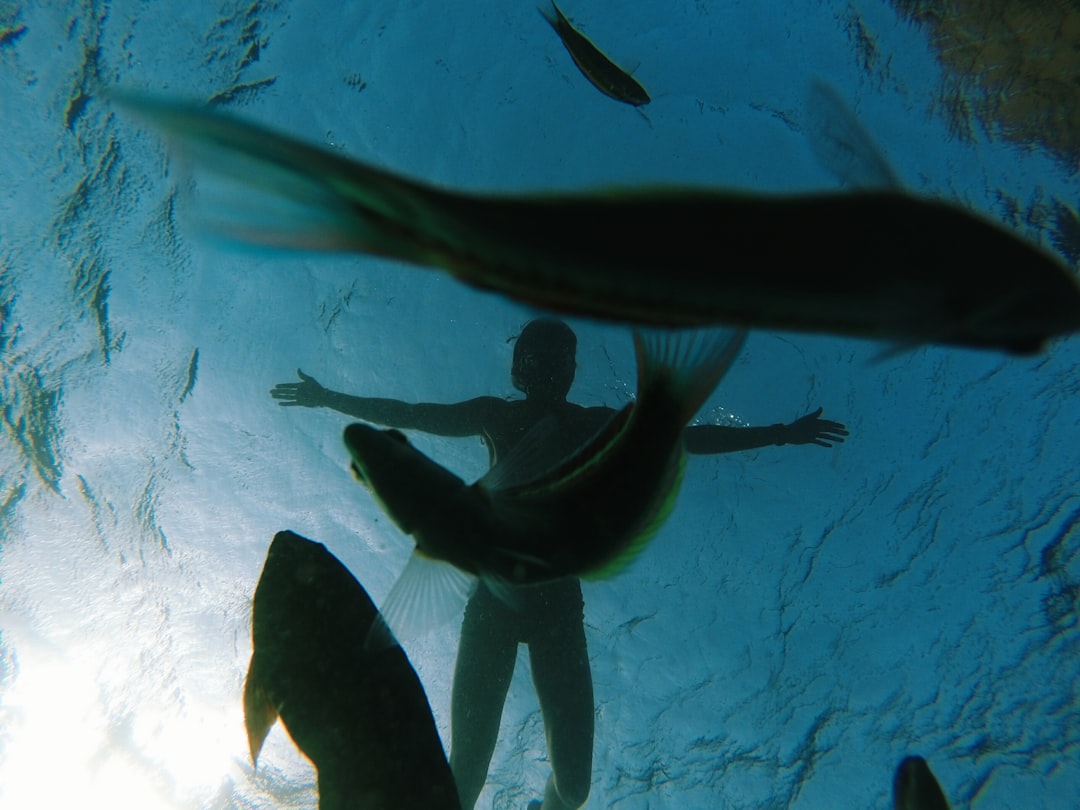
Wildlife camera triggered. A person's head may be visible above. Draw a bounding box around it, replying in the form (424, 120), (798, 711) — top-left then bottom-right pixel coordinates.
(511, 318), (577, 401)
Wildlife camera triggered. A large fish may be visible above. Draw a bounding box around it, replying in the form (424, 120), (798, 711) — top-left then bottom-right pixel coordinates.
(247, 542), (956, 810)
(112, 94), (1080, 354)
(893, 756), (951, 810)
(539, 1), (650, 106)
(345, 328), (744, 644)
(244, 530), (461, 810)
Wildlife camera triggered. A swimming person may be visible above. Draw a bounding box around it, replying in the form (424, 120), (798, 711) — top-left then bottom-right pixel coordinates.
(270, 318), (848, 809)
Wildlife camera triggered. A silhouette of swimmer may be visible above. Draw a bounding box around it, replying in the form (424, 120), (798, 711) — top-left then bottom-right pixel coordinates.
(270, 318), (848, 810)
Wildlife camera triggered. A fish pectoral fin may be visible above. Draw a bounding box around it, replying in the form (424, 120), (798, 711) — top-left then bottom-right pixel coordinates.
(365, 550), (477, 650)
(804, 80), (902, 191)
(479, 548), (557, 607)
(479, 576), (525, 611)
(478, 415), (566, 492)
(868, 340), (923, 364)
(489, 545), (554, 569)
(241, 663), (279, 766)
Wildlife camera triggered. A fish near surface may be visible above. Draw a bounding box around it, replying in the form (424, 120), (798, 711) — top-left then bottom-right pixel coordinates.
(244, 530), (460, 810)
(346, 328), (745, 644)
(893, 756), (951, 810)
(113, 94), (1080, 354)
(539, 1), (650, 106)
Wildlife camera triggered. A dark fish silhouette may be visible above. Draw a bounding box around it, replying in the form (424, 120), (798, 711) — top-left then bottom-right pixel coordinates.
(345, 329), (744, 644)
(244, 530), (461, 810)
(893, 756), (951, 810)
(539, 1), (650, 106)
(114, 94), (1080, 354)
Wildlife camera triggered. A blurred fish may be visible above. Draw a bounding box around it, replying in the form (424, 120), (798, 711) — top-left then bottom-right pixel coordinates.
(244, 530), (461, 810)
(112, 93), (1080, 354)
(344, 328), (745, 644)
(804, 79), (902, 190)
(539, 1), (650, 106)
(893, 756), (951, 810)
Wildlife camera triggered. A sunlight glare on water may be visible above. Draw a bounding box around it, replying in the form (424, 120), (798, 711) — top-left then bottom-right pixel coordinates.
(0, 630), (246, 808)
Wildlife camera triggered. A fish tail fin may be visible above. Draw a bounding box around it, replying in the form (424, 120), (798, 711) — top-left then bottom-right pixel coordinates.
(633, 328), (747, 424)
(109, 91), (448, 260)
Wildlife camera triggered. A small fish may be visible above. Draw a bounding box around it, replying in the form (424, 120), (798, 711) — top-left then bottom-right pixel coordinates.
(893, 756), (952, 810)
(244, 530), (461, 809)
(539, 2), (650, 106)
(346, 328), (745, 643)
(112, 94), (1080, 354)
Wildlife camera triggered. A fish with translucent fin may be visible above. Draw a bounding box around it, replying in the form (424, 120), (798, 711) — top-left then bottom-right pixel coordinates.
(539, 1), (650, 106)
(346, 328), (745, 646)
(244, 530), (461, 809)
(112, 93), (1080, 354)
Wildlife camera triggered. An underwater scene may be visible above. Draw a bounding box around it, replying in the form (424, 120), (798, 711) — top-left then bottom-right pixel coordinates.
(1, 0), (1079, 808)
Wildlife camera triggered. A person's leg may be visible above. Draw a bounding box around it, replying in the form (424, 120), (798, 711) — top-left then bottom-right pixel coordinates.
(450, 587), (519, 809)
(527, 581), (594, 810)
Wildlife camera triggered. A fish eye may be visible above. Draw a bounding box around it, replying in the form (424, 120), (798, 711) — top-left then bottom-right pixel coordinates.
(384, 429), (410, 444)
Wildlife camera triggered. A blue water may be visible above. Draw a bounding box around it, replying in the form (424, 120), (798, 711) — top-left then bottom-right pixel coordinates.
(1, 2), (1078, 808)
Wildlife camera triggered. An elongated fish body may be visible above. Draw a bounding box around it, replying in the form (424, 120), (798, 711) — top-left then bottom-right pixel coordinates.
(893, 756), (951, 810)
(244, 531), (460, 809)
(114, 95), (1080, 353)
(348, 330), (743, 587)
(539, 2), (650, 106)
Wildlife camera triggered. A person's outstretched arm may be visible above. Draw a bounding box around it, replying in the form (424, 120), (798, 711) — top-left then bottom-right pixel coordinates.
(270, 369), (501, 437)
(685, 407), (848, 454)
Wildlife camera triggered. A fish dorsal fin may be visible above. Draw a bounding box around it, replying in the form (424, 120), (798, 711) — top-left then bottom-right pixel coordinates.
(804, 80), (902, 190)
(481, 407), (632, 497)
(478, 415), (563, 491)
(364, 550), (477, 651)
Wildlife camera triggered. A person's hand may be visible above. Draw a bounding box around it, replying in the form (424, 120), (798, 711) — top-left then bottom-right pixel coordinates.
(781, 407), (848, 447)
(271, 369), (328, 408)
